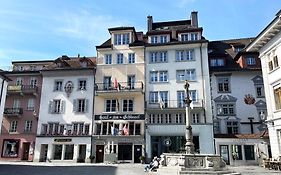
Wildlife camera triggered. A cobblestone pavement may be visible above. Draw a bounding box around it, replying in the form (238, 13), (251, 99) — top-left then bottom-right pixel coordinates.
(0, 162), (280, 175)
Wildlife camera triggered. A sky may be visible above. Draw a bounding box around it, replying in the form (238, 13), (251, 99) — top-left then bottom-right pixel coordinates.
(0, 0), (280, 68)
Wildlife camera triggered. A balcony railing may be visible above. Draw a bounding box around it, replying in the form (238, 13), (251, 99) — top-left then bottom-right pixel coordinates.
(146, 99), (204, 109)
(7, 85), (38, 95)
(95, 81), (144, 92)
(4, 108), (23, 116)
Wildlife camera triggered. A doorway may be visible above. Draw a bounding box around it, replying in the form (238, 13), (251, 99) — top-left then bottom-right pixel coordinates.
(220, 145), (230, 165)
(118, 144), (132, 162)
(134, 145), (142, 163)
(39, 144), (48, 162)
(78, 145), (86, 163)
(96, 145), (104, 163)
(22, 142), (30, 160)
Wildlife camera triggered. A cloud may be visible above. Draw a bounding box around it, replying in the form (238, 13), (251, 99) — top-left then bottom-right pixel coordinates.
(53, 10), (132, 45)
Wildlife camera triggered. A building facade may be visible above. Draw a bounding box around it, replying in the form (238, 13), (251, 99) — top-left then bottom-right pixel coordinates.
(145, 12), (214, 162)
(94, 27), (146, 163)
(0, 71), (10, 134)
(33, 56), (95, 163)
(209, 38), (270, 165)
(246, 10), (281, 159)
(0, 61), (51, 161)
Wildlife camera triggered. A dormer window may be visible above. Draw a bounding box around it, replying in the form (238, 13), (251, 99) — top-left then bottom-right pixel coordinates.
(160, 35), (167, 43)
(114, 33), (129, 45)
(210, 58), (225, 67)
(234, 47), (243, 53)
(246, 57), (256, 66)
(151, 36), (158, 44)
(180, 33), (200, 42)
(190, 33), (198, 41)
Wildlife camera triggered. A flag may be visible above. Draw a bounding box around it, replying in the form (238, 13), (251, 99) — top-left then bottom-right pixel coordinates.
(114, 78), (118, 90)
(158, 94), (165, 110)
(123, 124), (129, 136)
(111, 125), (118, 136)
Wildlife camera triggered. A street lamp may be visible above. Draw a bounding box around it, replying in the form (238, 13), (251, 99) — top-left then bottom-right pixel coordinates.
(183, 80), (195, 154)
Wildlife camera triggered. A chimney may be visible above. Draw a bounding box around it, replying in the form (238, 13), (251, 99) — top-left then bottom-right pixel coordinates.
(190, 11), (198, 28)
(147, 15), (153, 31)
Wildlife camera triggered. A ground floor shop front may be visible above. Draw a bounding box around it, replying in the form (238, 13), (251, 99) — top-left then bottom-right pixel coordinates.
(92, 136), (144, 163)
(214, 135), (270, 166)
(0, 134), (35, 161)
(33, 136), (91, 163)
(145, 124), (214, 162)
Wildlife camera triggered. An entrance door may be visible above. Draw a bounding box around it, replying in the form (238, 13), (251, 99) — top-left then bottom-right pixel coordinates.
(39, 144), (48, 162)
(220, 145), (230, 165)
(118, 144), (132, 162)
(134, 145), (142, 163)
(22, 142), (30, 160)
(96, 145), (104, 163)
(78, 145), (86, 163)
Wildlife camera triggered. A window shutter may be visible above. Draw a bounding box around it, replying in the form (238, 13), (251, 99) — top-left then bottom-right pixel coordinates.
(60, 100), (65, 114)
(73, 99), (77, 112)
(85, 99), (89, 113)
(48, 101), (53, 113)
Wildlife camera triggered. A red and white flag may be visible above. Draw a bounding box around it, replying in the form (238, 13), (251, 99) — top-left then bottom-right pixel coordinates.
(123, 124), (129, 136)
(114, 78), (118, 89)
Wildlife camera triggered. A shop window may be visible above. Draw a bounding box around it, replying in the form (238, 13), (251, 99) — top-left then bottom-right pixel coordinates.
(232, 145), (242, 160)
(1, 139), (20, 158)
(274, 87), (281, 110)
(244, 145), (255, 160)
(64, 145), (74, 160)
(135, 123), (141, 135)
(53, 145), (62, 160)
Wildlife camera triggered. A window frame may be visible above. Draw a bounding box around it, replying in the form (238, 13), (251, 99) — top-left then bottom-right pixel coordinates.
(128, 53), (135, 64)
(105, 54), (112, 64)
(116, 53), (124, 64)
(217, 77), (230, 93)
(54, 80), (63, 91)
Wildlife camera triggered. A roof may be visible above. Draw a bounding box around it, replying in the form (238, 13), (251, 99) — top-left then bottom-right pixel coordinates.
(152, 20), (191, 30)
(108, 27), (135, 32)
(208, 37), (261, 72)
(42, 56), (96, 71)
(12, 60), (53, 64)
(215, 132), (269, 139)
(246, 10), (281, 52)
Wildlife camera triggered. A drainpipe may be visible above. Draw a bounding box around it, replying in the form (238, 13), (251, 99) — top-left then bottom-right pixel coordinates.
(199, 43), (206, 123)
(91, 65), (97, 163)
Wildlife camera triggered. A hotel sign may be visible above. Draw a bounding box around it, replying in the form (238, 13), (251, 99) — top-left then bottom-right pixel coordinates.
(54, 138), (72, 143)
(94, 114), (145, 120)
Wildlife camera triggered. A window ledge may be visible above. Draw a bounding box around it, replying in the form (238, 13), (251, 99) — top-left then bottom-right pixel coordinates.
(269, 66), (280, 74)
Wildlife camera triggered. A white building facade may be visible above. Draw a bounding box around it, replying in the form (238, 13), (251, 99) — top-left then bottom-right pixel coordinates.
(145, 12), (214, 161)
(33, 57), (95, 162)
(0, 72), (9, 132)
(246, 10), (281, 159)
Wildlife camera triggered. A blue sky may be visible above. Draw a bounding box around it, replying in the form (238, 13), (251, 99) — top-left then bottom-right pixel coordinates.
(0, 0), (280, 68)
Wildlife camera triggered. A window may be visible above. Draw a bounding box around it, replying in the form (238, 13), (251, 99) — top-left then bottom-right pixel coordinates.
(53, 145), (63, 160)
(213, 121), (220, 134)
(135, 123), (141, 135)
(190, 33), (198, 41)
(114, 33), (129, 45)
(246, 57), (256, 65)
(210, 58), (225, 67)
(274, 87), (281, 110)
(244, 145), (255, 160)
(41, 124), (48, 135)
(78, 80), (87, 90)
(24, 121), (32, 132)
(27, 98), (35, 110)
(150, 71), (168, 83)
(78, 123), (84, 134)
(84, 124), (90, 135)
(116, 53), (124, 64)
(176, 50), (194, 61)
(165, 114), (171, 123)
(176, 69), (196, 81)
(127, 75), (135, 89)
(234, 47), (243, 53)
(30, 65), (36, 70)
(151, 36), (158, 44)
(123, 99), (133, 112)
(15, 77), (22, 86)
(49, 100), (64, 114)
(73, 99), (88, 113)
(256, 86), (264, 97)
(30, 77), (37, 86)
(177, 91), (185, 107)
(73, 123), (78, 134)
(159, 91), (168, 108)
(189, 90), (197, 102)
(1, 139), (20, 157)
(227, 121), (239, 134)
(160, 35), (167, 43)
(218, 77), (230, 92)
(59, 124), (65, 135)
(192, 113), (199, 123)
(232, 145), (242, 160)
(217, 104), (235, 115)
(159, 51), (167, 62)
(54, 123), (59, 134)
(149, 92), (158, 103)
(103, 76), (111, 90)
(149, 51), (168, 63)
(273, 55), (279, 68)
(105, 54), (112, 64)
(181, 34), (189, 41)
(13, 99), (20, 108)
(54, 80), (63, 91)
(269, 61), (273, 71)
(128, 53), (135, 64)
(64, 145), (74, 160)
(48, 123), (54, 134)
(175, 114), (183, 124)
(106, 99), (117, 112)
(150, 52), (157, 63)
(9, 121), (18, 132)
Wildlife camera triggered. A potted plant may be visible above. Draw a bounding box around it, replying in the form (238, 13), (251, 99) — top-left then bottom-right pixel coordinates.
(139, 156), (145, 164)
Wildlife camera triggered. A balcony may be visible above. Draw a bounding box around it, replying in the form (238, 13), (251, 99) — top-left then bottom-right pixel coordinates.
(95, 81), (144, 96)
(146, 99), (204, 111)
(4, 108), (23, 117)
(7, 85), (38, 96)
